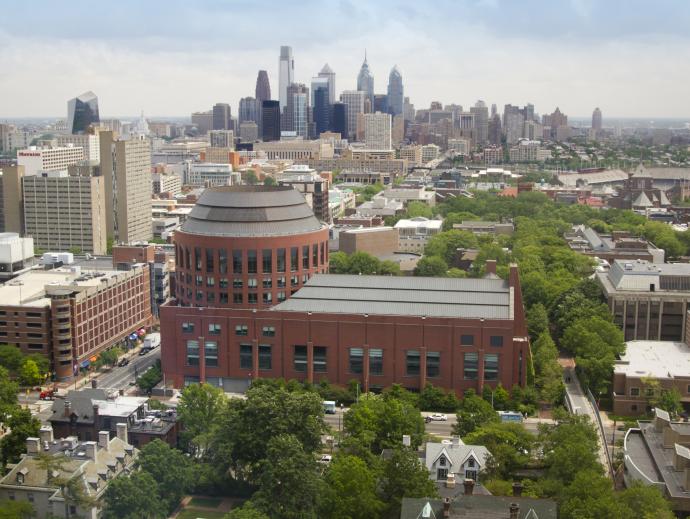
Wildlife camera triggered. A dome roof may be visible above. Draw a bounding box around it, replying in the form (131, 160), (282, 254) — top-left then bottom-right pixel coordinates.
(180, 186), (325, 237)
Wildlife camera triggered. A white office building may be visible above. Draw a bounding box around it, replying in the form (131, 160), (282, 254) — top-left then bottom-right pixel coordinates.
(364, 112), (392, 150)
(187, 163), (237, 187)
(17, 145), (85, 176)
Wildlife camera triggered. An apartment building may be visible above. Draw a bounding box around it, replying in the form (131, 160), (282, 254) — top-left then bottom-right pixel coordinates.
(254, 140), (334, 160)
(187, 163), (237, 187)
(277, 165), (330, 222)
(152, 172), (182, 196)
(17, 145), (85, 176)
(56, 131), (101, 162)
(394, 217), (443, 253)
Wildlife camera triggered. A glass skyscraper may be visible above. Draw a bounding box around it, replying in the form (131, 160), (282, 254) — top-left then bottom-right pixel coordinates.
(67, 91), (100, 134)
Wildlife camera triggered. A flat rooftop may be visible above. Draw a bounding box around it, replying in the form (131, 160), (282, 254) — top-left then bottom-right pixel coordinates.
(615, 341), (690, 379)
(272, 274), (512, 319)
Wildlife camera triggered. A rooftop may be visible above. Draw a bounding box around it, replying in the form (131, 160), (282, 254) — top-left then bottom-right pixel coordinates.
(615, 341), (690, 379)
(401, 496), (557, 519)
(272, 274), (513, 319)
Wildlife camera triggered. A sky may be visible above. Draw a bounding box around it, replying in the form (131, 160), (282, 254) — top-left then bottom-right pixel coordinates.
(1, 0), (690, 119)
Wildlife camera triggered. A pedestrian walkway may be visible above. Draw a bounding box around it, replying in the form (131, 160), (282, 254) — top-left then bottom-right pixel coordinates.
(563, 365), (613, 478)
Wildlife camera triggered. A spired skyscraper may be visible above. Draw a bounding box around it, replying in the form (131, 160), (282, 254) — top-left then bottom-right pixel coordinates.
(67, 91), (100, 134)
(356, 51), (374, 111)
(311, 76), (331, 136)
(278, 46), (295, 111)
(317, 64), (336, 104)
(255, 70), (271, 102)
(386, 66), (403, 117)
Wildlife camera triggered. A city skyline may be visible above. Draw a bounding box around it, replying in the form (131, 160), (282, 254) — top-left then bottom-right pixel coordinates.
(1, 1), (690, 118)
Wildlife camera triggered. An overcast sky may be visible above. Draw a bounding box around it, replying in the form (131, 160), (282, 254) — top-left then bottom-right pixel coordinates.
(1, 0), (689, 119)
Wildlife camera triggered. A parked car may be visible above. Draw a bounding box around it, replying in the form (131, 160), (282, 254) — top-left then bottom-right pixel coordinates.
(139, 348), (150, 356)
(319, 454), (332, 463)
(118, 358), (130, 367)
(425, 413), (448, 422)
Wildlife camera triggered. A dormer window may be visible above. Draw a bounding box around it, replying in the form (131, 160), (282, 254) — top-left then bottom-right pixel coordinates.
(439, 456), (446, 466)
(468, 458), (475, 468)
(16, 473), (24, 484)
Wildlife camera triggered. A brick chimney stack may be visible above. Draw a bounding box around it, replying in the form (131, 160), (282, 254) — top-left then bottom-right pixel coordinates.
(463, 478), (475, 495)
(509, 502), (520, 519)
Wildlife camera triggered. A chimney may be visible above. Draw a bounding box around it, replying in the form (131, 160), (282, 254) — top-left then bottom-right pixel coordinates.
(63, 400), (71, 418)
(91, 379), (98, 389)
(402, 435), (411, 447)
(39, 425), (54, 444)
(451, 436), (461, 448)
(443, 497), (451, 518)
(512, 482), (523, 497)
(485, 259), (497, 275)
(26, 437), (40, 455)
(445, 472), (456, 489)
(84, 441), (97, 460)
(509, 503), (520, 519)
(463, 478), (475, 495)
(116, 422), (128, 442)
(508, 263), (519, 288)
(93, 404), (99, 422)
(99, 431), (110, 451)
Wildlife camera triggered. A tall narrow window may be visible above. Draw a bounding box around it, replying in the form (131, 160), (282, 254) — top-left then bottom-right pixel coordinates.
(312, 244), (318, 266)
(484, 353), (499, 381)
(277, 248), (286, 273)
(262, 249), (272, 273)
(369, 348), (383, 375)
(247, 250), (257, 274)
(313, 346), (327, 372)
(464, 353), (478, 380)
(206, 248), (214, 273)
(205, 341), (218, 367)
(406, 350), (420, 376)
(232, 250), (243, 273)
(426, 351), (440, 378)
(219, 248), (228, 274)
(195, 247), (202, 271)
(291, 247), (299, 272)
(349, 348), (363, 373)
(303, 245), (309, 269)
(259, 345), (272, 370)
(239, 344), (253, 370)
(186, 340), (199, 366)
(294, 345), (307, 372)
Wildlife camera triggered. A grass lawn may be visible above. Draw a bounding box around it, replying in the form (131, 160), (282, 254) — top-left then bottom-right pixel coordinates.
(189, 497), (223, 508)
(176, 509), (227, 519)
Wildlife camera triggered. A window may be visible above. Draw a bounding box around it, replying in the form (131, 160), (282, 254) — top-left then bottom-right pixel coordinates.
(631, 404), (638, 411)
(195, 247), (202, 271)
(262, 326), (275, 337)
(484, 353), (499, 381)
(247, 278), (258, 289)
(196, 290), (203, 302)
(247, 250), (257, 274)
(427, 351), (440, 378)
(291, 275), (299, 286)
(439, 456), (446, 466)
(230, 250), (243, 276)
(262, 249), (272, 273)
(631, 387), (640, 396)
(437, 468), (448, 481)
(277, 291), (286, 302)
(235, 325), (248, 336)
(220, 293), (229, 304)
(369, 348), (383, 375)
(248, 293), (258, 305)
(205, 341), (218, 367)
(186, 340), (199, 366)
(464, 352), (478, 380)
(262, 292), (272, 304)
(195, 275), (203, 286)
(219, 248), (228, 274)
(294, 345), (307, 372)
(182, 322), (194, 333)
(219, 278), (229, 289)
(27, 493), (34, 503)
(206, 292), (215, 303)
(302, 274), (309, 283)
(303, 245), (309, 268)
(208, 324), (221, 335)
(646, 388), (655, 397)
(460, 334), (474, 346)
(259, 344), (272, 370)
(240, 344), (253, 370)
(490, 336), (504, 347)
(233, 278), (243, 289)
(206, 276), (215, 287)
(277, 276), (286, 288)
(206, 248), (214, 273)
(263, 278), (272, 289)
(312, 244), (318, 266)
(467, 458), (475, 468)
(233, 293), (243, 304)
(291, 247), (299, 271)
(277, 248), (286, 272)
(406, 350), (420, 376)
(314, 346), (327, 372)
(321, 242), (325, 265)
(349, 347), (363, 373)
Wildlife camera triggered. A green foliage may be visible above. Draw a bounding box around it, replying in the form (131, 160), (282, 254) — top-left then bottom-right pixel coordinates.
(0, 344), (24, 373)
(137, 439), (194, 513)
(406, 201), (433, 219)
(18, 359), (41, 386)
(413, 256), (448, 277)
(103, 471), (165, 519)
(452, 390), (500, 437)
(263, 176), (276, 186)
(245, 170), (258, 185)
(0, 406), (40, 466)
(136, 359), (162, 394)
(441, 211), (480, 231)
(319, 455), (385, 519)
(328, 251), (401, 276)
(526, 303), (549, 342)
(344, 394), (425, 453)
(424, 229), (478, 264)
(0, 500), (34, 518)
(417, 384), (460, 412)
(93, 347), (123, 370)
(224, 502), (270, 519)
(464, 422), (534, 479)
(532, 332), (564, 405)
(177, 382), (226, 453)
(641, 221), (685, 259)
(642, 377), (683, 417)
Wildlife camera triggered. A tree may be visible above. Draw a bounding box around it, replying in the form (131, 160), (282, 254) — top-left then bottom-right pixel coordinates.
(0, 344), (24, 373)
(245, 170), (259, 185)
(616, 480), (674, 519)
(224, 502), (270, 519)
(319, 455), (384, 519)
(406, 201), (433, 219)
(103, 471), (166, 519)
(379, 260), (401, 276)
(328, 251), (350, 274)
(263, 176), (276, 186)
(347, 251), (381, 275)
(452, 390), (499, 437)
(95, 347), (123, 370)
(559, 470), (626, 519)
(414, 256), (448, 277)
(25, 354), (50, 378)
(251, 434), (322, 519)
(177, 382), (225, 453)
(0, 407), (40, 466)
(418, 384), (459, 412)
(136, 360), (162, 395)
(18, 359), (41, 386)
(34, 452), (97, 518)
(424, 230), (478, 264)
(526, 303), (549, 342)
(137, 440), (193, 513)
(531, 332), (564, 405)
(379, 448), (439, 519)
(0, 500), (34, 519)
(642, 377), (682, 417)
(464, 422), (534, 479)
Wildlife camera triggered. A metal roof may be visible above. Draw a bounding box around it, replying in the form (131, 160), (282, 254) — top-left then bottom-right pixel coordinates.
(272, 274), (512, 319)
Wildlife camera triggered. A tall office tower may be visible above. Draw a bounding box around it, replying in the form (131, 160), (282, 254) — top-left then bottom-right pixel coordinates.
(503, 105), (525, 144)
(239, 97), (259, 123)
(17, 146), (85, 176)
(99, 131), (152, 243)
(255, 70), (271, 102)
(22, 171), (107, 255)
(67, 91), (100, 134)
(0, 166), (25, 233)
(524, 103), (535, 123)
(373, 95), (387, 113)
(386, 66), (404, 117)
(592, 107), (603, 131)
(356, 52), (374, 109)
(56, 128), (101, 163)
(392, 114), (405, 145)
(331, 103), (348, 138)
(318, 63), (336, 104)
(488, 114), (502, 145)
(403, 97), (415, 122)
(191, 111), (213, 134)
(364, 112), (392, 150)
(284, 83), (309, 137)
(311, 77), (331, 136)
(209, 130), (235, 148)
(278, 46), (295, 111)
(471, 100), (489, 146)
(212, 103), (232, 130)
(430, 101), (443, 111)
(491, 103), (497, 118)
(261, 100), (281, 141)
(340, 90), (365, 141)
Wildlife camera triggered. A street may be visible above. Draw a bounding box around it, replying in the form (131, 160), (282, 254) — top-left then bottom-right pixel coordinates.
(96, 348), (161, 391)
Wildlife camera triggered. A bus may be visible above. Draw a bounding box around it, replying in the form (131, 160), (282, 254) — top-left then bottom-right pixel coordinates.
(498, 411), (524, 423)
(323, 401), (336, 414)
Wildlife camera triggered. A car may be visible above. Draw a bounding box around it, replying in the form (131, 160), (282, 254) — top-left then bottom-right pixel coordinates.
(139, 348), (150, 356)
(319, 454), (332, 463)
(117, 358), (130, 367)
(425, 413), (448, 422)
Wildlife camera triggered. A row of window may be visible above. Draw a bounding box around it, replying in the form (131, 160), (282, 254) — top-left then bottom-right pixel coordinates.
(184, 342), (500, 380)
(181, 274), (308, 289)
(629, 386), (690, 397)
(178, 243), (327, 274)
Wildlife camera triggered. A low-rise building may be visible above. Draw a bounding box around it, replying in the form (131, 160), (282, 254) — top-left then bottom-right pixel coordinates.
(424, 436), (490, 485)
(401, 496), (557, 519)
(0, 233), (35, 280)
(399, 145), (422, 167)
(447, 138), (470, 156)
(421, 144), (440, 163)
(0, 425), (138, 518)
(300, 157), (407, 177)
(186, 163), (237, 187)
(565, 225), (664, 263)
(152, 217), (179, 240)
(335, 170), (391, 185)
(453, 221), (514, 236)
(613, 340), (690, 415)
(395, 217), (442, 253)
(379, 187), (436, 207)
(356, 196), (404, 218)
(17, 145), (85, 176)
(152, 171), (182, 196)
(277, 165), (330, 222)
(339, 227), (398, 256)
(254, 140), (334, 160)
(328, 187), (356, 220)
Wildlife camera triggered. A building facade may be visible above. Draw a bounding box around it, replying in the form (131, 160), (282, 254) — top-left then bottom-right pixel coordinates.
(67, 91), (100, 134)
(364, 112), (392, 150)
(17, 146), (85, 176)
(340, 90), (365, 141)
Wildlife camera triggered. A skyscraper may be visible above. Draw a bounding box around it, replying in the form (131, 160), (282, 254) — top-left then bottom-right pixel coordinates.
(356, 52), (374, 110)
(255, 70), (271, 102)
(364, 112), (392, 150)
(471, 100), (489, 146)
(67, 91), (100, 134)
(278, 46), (294, 111)
(239, 97), (259, 124)
(212, 103), (232, 130)
(340, 90), (365, 141)
(386, 66), (404, 117)
(318, 64), (336, 104)
(592, 107), (603, 131)
(311, 77), (331, 136)
(331, 103), (347, 138)
(261, 100), (281, 141)
(284, 83), (309, 137)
